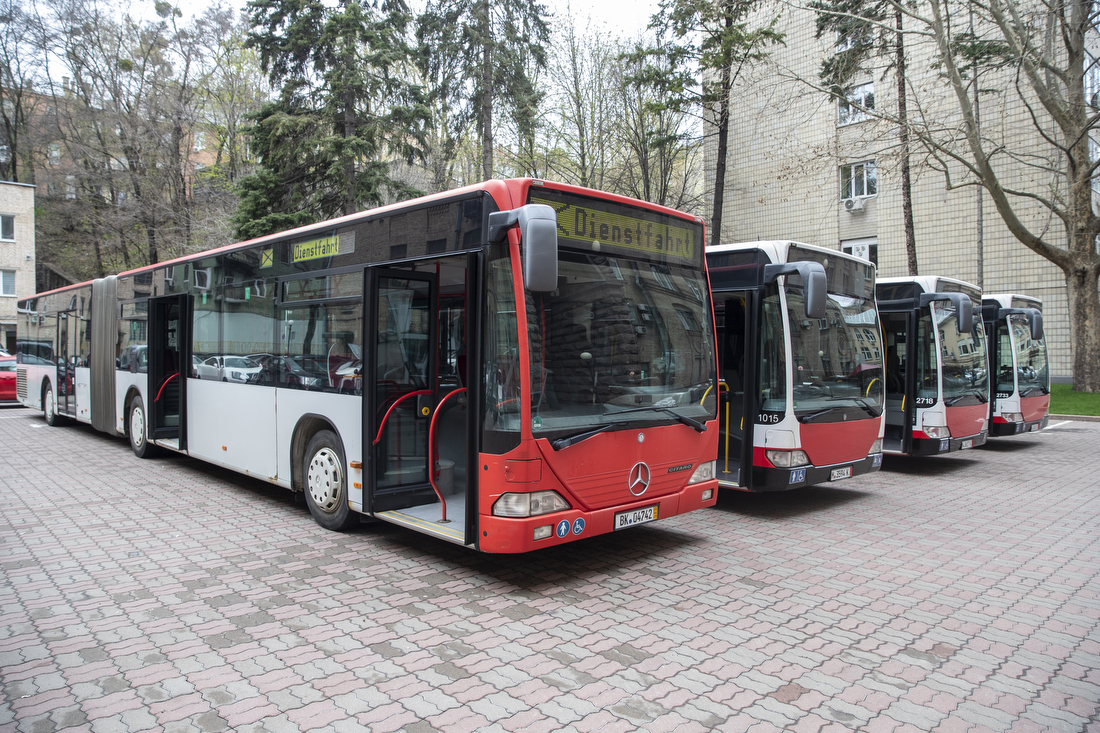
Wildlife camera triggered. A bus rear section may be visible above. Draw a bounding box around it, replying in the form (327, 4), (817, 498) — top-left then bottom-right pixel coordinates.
(982, 294), (1050, 436)
(877, 277), (990, 456)
(706, 241), (885, 492)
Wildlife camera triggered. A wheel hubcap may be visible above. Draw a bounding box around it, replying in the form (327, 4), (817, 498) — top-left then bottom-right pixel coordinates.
(45, 390), (54, 419)
(131, 406), (145, 448)
(307, 447), (342, 513)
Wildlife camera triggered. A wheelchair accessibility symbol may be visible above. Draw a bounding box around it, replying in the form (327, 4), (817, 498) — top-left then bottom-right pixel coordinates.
(572, 518), (585, 535)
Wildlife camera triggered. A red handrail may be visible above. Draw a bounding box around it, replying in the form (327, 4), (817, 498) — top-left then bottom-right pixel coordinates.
(155, 372), (179, 402)
(372, 390), (432, 445)
(428, 388), (466, 523)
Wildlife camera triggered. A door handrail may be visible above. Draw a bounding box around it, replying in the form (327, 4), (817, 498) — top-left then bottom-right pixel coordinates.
(372, 389), (431, 445)
(428, 387), (466, 523)
(155, 372), (179, 402)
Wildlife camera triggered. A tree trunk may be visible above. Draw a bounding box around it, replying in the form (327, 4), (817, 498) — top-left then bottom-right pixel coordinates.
(710, 5), (733, 248)
(896, 10), (917, 276)
(479, 0), (493, 181)
(1066, 261), (1100, 392)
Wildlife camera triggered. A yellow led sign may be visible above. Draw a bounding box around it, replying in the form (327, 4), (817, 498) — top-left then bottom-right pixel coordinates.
(531, 196), (696, 260)
(292, 235), (341, 263)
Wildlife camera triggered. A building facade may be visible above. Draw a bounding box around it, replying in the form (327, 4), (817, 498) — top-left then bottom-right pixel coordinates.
(0, 181), (36, 354)
(709, 1), (1077, 379)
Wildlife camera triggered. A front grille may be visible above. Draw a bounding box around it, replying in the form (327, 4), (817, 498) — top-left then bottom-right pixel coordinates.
(16, 368), (27, 400)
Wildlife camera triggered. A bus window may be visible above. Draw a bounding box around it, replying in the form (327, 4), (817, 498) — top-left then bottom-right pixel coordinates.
(279, 302), (363, 393)
(759, 286), (786, 414)
(482, 246), (521, 454)
(916, 311), (937, 402)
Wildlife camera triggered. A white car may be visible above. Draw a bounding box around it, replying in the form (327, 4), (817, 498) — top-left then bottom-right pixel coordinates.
(194, 355), (263, 383)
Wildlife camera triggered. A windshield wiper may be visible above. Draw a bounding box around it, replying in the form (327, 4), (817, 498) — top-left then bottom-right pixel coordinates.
(551, 423), (617, 450)
(945, 390), (988, 406)
(604, 404), (707, 432)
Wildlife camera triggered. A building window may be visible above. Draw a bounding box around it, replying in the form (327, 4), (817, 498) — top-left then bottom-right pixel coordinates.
(835, 28), (872, 53)
(49, 143), (61, 166)
(838, 82), (874, 125)
(840, 162), (877, 200)
(1, 270), (15, 296)
(1086, 53), (1100, 108)
(193, 130), (206, 152)
(1, 215), (13, 241)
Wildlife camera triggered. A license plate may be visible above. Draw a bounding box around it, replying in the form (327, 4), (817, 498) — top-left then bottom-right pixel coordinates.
(614, 505), (658, 530)
(830, 466), (852, 481)
(1030, 423), (1039, 432)
(961, 439), (973, 449)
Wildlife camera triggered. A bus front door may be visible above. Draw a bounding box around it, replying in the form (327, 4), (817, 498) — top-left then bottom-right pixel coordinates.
(715, 293), (755, 488)
(367, 270), (442, 515)
(882, 312), (914, 454)
(148, 295), (190, 449)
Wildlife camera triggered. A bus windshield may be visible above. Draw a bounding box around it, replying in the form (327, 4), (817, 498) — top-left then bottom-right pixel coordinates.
(1009, 315), (1049, 397)
(932, 301), (988, 405)
(781, 249), (884, 423)
(524, 251), (716, 439)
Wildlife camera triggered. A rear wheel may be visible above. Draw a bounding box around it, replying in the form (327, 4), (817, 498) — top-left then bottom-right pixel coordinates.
(43, 383), (64, 427)
(128, 395), (156, 458)
(304, 430), (354, 530)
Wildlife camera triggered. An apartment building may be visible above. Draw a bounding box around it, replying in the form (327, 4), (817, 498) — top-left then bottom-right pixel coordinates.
(709, 1), (1077, 379)
(0, 181), (35, 354)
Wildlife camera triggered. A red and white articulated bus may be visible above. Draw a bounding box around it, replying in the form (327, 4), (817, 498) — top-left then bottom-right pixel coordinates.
(876, 276), (990, 456)
(981, 293), (1050, 436)
(16, 179), (720, 553)
(705, 242), (885, 491)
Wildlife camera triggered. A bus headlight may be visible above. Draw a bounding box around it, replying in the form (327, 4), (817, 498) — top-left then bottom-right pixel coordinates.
(869, 439), (883, 455)
(493, 491), (570, 517)
(923, 426), (951, 439)
(765, 449), (811, 468)
(687, 461), (715, 485)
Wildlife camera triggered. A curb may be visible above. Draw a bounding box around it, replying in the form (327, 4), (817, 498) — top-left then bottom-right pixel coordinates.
(1049, 413), (1100, 422)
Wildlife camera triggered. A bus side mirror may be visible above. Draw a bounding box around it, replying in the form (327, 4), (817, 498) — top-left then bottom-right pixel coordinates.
(487, 204), (559, 292)
(763, 261), (827, 319)
(998, 308), (1044, 340)
(920, 292), (973, 333)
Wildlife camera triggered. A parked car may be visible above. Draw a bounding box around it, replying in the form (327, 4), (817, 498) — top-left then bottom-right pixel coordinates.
(194, 355), (262, 383)
(0, 355), (17, 404)
(246, 354), (325, 389)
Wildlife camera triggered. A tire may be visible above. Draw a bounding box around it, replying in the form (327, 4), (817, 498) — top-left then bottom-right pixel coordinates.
(303, 430), (354, 530)
(43, 383), (65, 427)
(127, 395), (157, 458)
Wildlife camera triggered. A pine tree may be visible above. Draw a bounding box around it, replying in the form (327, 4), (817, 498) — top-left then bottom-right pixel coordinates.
(235, 0), (428, 239)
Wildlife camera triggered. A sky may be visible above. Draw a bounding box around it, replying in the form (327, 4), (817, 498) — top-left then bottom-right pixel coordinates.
(542, 0), (661, 39)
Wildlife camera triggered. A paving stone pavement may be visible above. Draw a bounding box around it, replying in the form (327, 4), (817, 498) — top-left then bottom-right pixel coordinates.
(1, 407), (1098, 733)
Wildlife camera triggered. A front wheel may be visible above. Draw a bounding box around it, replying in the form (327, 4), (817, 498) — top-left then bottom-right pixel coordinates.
(303, 430), (354, 530)
(128, 395), (157, 458)
(44, 383), (65, 427)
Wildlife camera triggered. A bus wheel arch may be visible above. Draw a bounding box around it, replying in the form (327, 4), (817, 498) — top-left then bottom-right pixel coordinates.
(124, 388), (156, 458)
(42, 379), (64, 427)
(292, 416), (354, 531)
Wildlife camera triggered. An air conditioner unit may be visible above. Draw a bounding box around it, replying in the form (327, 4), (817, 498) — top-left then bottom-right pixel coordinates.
(844, 197), (865, 212)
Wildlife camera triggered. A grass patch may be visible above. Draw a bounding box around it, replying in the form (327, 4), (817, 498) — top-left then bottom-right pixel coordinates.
(1049, 384), (1100, 416)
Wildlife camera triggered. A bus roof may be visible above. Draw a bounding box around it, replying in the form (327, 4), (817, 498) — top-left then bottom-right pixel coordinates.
(22, 178), (705, 305)
(983, 293), (1042, 310)
(706, 240), (870, 265)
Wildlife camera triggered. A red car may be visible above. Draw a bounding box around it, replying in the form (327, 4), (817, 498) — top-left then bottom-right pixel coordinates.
(0, 356), (16, 404)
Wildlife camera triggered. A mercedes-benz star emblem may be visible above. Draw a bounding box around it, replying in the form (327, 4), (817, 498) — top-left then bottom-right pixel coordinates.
(628, 462), (651, 496)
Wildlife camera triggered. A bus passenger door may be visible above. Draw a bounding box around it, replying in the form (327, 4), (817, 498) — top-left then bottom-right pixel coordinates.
(367, 270), (440, 513)
(148, 294), (190, 449)
(56, 311), (77, 417)
(715, 292), (755, 488)
(882, 312), (913, 453)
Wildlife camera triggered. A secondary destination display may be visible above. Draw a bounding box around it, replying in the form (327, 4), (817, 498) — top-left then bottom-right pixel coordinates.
(291, 233), (354, 263)
(530, 194), (698, 264)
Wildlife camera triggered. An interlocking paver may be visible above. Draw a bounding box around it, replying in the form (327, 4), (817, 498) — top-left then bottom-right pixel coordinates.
(2, 410), (1100, 731)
